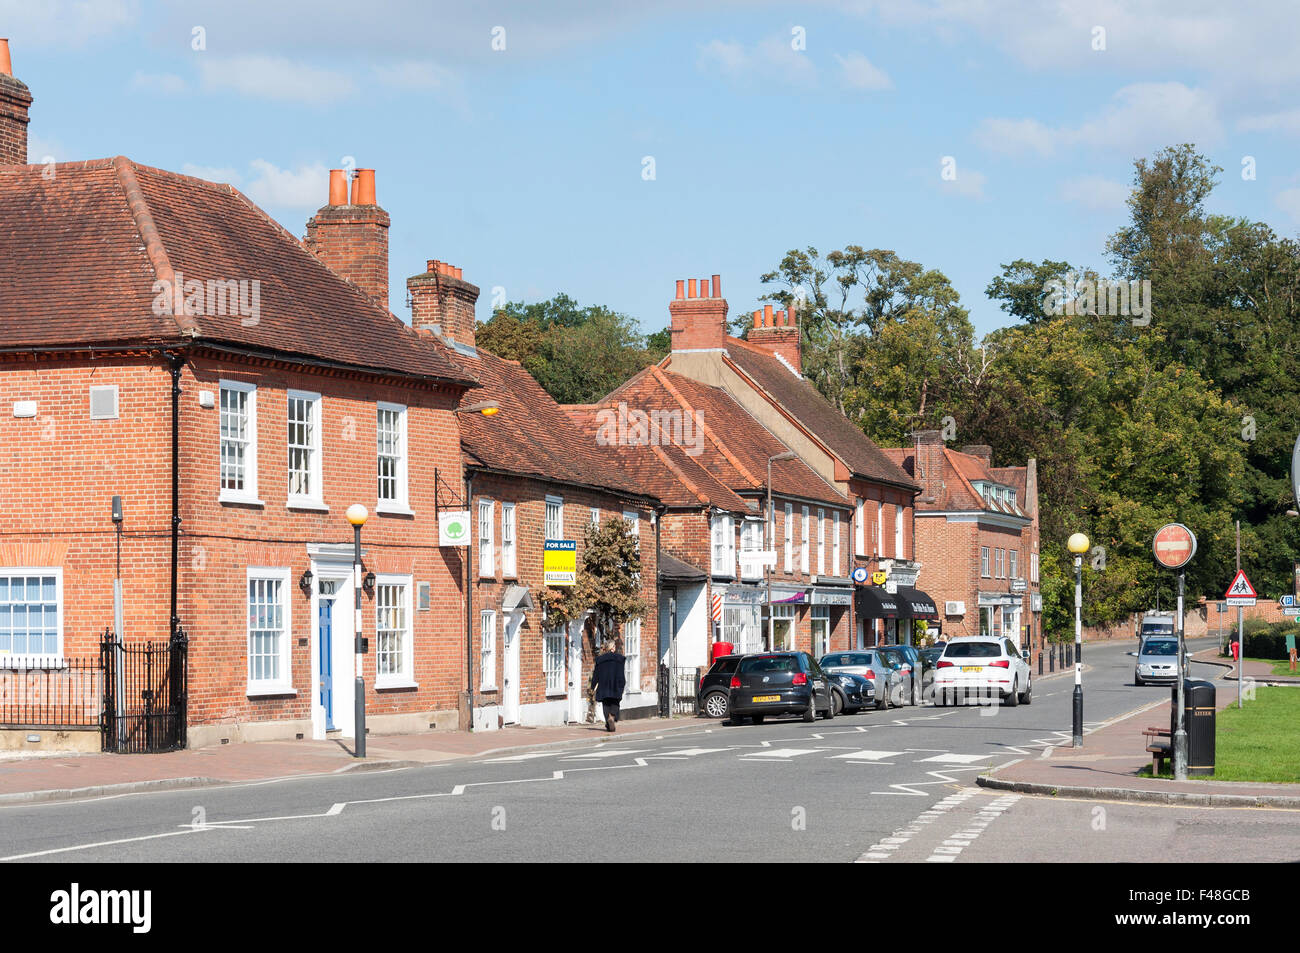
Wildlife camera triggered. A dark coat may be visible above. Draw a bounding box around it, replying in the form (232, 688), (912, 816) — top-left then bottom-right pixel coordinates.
(590, 651), (627, 703)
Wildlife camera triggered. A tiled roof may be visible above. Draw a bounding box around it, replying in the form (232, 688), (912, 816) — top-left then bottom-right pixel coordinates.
(883, 445), (1028, 516)
(0, 157), (474, 385)
(460, 349), (655, 501)
(596, 366), (849, 509)
(719, 339), (918, 491)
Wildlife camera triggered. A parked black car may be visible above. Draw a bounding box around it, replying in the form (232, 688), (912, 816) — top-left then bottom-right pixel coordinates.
(728, 652), (834, 724)
(697, 654), (742, 718)
(876, 644), (921, 705)
(826, 670), (874, 713)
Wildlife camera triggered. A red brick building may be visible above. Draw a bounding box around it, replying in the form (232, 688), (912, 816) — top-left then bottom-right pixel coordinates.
(406, 260), (663, 727)
(882, 432), (1040, 647)
(656, 278), (928, 650)
(0, 52), (480, 748)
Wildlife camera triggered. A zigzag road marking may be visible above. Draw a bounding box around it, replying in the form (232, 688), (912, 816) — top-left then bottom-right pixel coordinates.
(871, 766), (986, 796)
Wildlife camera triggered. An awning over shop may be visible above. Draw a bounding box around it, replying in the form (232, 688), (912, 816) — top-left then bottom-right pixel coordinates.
(501, 584), (535, 613)
(855, 587), (901, 619)
(895, 586), (939, 620)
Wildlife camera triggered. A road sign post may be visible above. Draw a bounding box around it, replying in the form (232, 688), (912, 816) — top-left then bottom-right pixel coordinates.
(1153, 523), (1197, 781)
(1224, 569), (1257, 710)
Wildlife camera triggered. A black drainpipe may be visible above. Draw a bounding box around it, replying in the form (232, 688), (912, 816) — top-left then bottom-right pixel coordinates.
(464, 471), (475, 728)
(169, 353), (183, 639)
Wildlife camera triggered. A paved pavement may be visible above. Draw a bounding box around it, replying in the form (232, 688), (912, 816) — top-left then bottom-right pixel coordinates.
(979, 646), (1300, 806)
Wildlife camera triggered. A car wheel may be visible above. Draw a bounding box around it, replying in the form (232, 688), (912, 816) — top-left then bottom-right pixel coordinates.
(1020, 680), (1032, 705)
(1135, 675), (1144, 686)
(1004, 678), (1019, 707)
(802, 699), (816, 722)
(823, 691), (837, 719)
(751, 714), (765, 725)
(703, 691), (729, 719)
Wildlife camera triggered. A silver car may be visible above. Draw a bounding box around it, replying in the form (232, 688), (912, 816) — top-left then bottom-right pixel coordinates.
(1134, 637), (1180, 685)
(818, 651), (905, 709)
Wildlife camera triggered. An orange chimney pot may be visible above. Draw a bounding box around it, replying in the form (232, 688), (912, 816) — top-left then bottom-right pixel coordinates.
(0, 38), (12, 77)
(675, 280), (685, 300)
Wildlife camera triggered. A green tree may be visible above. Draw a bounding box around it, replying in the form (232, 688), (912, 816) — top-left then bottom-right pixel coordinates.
(537, 517), (646, 721)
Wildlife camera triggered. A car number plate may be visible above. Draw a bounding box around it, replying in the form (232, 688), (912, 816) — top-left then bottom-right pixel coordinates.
(960, 666), (982, 673)
(752, 694), (780, 703)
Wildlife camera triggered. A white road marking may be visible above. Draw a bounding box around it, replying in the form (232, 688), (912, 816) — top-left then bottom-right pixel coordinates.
(829, 750), (905, 761)
(646, 747), (731, 758)
(482, 752), (558, 762)
(561, 749), (652, 760)
(917, 753), (992, 764)
(740, 748), (820, 759)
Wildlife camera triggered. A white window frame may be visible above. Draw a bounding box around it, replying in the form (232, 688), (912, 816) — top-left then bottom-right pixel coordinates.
(855, 498), (865, 556)
(543, 626), (566, 696)
(477, 498), (495, 579)
(286, 389), (324, 510)
(996, 548), (1004, 578)
(711, 513), (736, 578)
(876, 501), (884, 555)
(376, 402), (411, 514)
(0, 567), (63, 664)
(480, 609), (497, 691)
(784, 502), (793, 573)
(219, 380), (260, 505)
(501, 503), (517, 578)
(590, 506), (600, 526)
(1032, 552), (1039, 584)
(801, 506), (810, 574)
(1009, 549), (1018, 580)
(545, 495), (564, 541)
(623, 509), (639, 548)
(374, 574), (415, 689)
(246, 567), (292, 696)
(623, 618), (642, 695)
(895, 505), (905, 558)
(740, 519), (764, 580)
(833, 511), (842, 577)
(817, 508), (826, 576)
(981, 547), (991, 578)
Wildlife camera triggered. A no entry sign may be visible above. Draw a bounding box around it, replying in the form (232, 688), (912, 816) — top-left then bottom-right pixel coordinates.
(1153, 523), (1197, 570)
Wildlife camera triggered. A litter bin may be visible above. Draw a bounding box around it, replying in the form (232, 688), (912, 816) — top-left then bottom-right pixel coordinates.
(1170, 680), (1216, 777)
(711, 641), (734, 663)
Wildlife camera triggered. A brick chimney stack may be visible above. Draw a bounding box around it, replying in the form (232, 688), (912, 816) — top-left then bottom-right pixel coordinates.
(913, 430), (944, 503)
(748, 301), (802, 372)
(304, 168), (390, 311)
(0, 39), (33, 165)
(960, 445), (993, 468)
(408, 259), (480, 348)
(669, 274), (728, 351)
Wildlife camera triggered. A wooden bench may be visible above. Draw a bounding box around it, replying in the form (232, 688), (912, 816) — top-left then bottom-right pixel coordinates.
(1142, 726), (1171, 774)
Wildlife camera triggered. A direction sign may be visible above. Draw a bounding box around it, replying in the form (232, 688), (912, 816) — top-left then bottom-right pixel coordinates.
(1283, 607), (1300, 617)
(1224, 569), (1258, 605)
(1153, 523), (1197, 570)
(1282, 595), (1295, 607)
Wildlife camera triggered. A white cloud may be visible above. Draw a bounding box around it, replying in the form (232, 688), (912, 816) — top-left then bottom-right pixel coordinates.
(373, 60), (456, 91)
(834, 51), (892, 91)
(698, 34), (818, 89)
(1275, 187), (1300, 225)
(1059, 174), (1130, 211)
(1238, 109), (1300, 136)
(196, 55), (355, 106)
(129, 71), (188, 95)
(974, 117), (1056, 157)
(0, 0), (135, 48)
(181, 164), (242, 185)
(975, 82), (1221, 158)
(242, 160), (329, 209)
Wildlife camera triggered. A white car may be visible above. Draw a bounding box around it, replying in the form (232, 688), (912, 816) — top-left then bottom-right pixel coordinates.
(933, 636), (1032, 706)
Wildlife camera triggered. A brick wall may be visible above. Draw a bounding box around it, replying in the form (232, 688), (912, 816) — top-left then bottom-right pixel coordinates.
(303, 201), (390, 312)
(0, 71), (32, 166)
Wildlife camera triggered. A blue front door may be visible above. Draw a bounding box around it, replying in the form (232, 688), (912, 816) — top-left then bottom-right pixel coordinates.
(319, 593), (335, 730)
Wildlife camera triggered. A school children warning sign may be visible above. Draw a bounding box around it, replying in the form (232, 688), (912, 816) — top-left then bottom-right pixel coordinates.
(1224, 569), (1257, 606)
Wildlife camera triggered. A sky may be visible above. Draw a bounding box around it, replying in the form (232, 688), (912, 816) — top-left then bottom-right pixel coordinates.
(6, 0), (1300, 338)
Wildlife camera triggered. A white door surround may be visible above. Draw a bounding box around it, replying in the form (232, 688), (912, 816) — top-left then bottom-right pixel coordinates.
(502, 611), (523, 724)
(308, 545), (359, 741)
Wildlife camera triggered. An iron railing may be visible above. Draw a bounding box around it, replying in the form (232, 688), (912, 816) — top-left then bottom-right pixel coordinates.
(0, 654), (103, 729)
(102, 628), (188, 754)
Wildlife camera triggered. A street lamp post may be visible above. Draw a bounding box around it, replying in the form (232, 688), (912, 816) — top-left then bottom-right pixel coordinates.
(1067, 532), (1089, 748)
(347, 503), (369, 758)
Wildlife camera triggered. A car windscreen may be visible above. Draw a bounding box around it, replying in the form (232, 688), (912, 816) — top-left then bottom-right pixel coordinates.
(821, 653), (872, 666)
(943, 642), (1002, 658)
(738, 655), (797, 674)
(1141, 641), (1179, 656)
